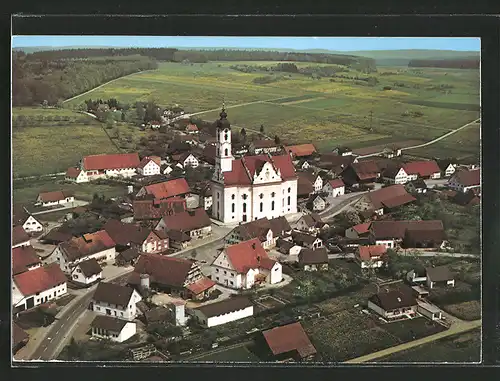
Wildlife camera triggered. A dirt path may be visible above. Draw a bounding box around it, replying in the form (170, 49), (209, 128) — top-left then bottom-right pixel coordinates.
(344, 319), (481, 363)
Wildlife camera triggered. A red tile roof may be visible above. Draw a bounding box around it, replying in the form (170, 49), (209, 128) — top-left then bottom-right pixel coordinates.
(83, 153), (140, 171)
(12, 226), (30, 247)
(38, 191), (73, 203)
(186, 123), (199, 132)
(380, 193), (417, 209)
(12, 246), (42, 275)
(452, 169), (480, 187)
(366, 184), (415, 209)
(352, 222), (371, 234)
(358, 245), (387, 261)
(133, 197), (187, 220)
(328, 179), (345, 188)
(103, 219), (150, 246)
(349, 161), (381, 180)
(131, 253), (195, 288)
(65, 167), (82, 178)
(284, 144), (317, 157)
(158, 207), (211, 233)
(13, 263), (66, 296)
(59, 230), (116, 261)
(186, 278), (216, 295)
(141, 178), (190, 199)
(224, 238), (276, 274)
(403, 160), (441, 177)
(263, 322), (317, 358)
(137, 156), (161, 169)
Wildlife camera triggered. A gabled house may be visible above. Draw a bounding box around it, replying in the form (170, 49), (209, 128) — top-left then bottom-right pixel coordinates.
(136, 178), (191, 200)
(297, 175), (315, 199)
(322, 178), (345, 197)
(91, 282), (142, 321)
(185, 123), (199, 134)
(35, 191), (74, 207)
(129, 253), (216, 300)
(12, 263), (67, 312)
(309, 195), (326, 212)
(115, 247), (141, 267)
(369, 220), (445, 250)
(12, 226), (31, 249)
(382, 166), (408, 185)
(355, 245), (387, 269)
(291, 231), (323, 250)
(81, 153), (140, 180)
(437, 160), (457, 178)
(90, 315), (137, 343)
(405, 178), (428, 194)
(137, 156), (161, 176)
(249, 139), (281, 155)
(448, 168), (480, 193)
(103, 219), (150, 252)
(295, 213), (329, 234)
(451, 189), (480, 207)
(425, 266), (455, 289)
(298, 171), (323, 193)
(155, 208), (212, 240)
(298, 248), (329, 271)
(341, 161), (381, 187)
(13, 206), (43, 234)
(65, 167), (89, 183)
(165, 230), (192, 250)
(191, 296), (254, 328)
(276, 238), (303, 256)
(298, 160), (311, 171)
(260, 322), (317, 362)
(133, 197), (187, 221)
(367, 286), (418, 320)
(53, 230), (116, 274)
(284, 144), (317, 160)
(403, 160), (441, 180)
(12, 246), (42, 276)
(173, 152), (199, 169)
(142, 230), (169, 254)
(353, 184), (416, 216)
(316, 153), (356, 176)
(225, 216), (292, 250)
(211, 238), (282, 290)
(70, 258), (102, 286)
(345, 222), (371, 239)
(199, 183), (213, 210)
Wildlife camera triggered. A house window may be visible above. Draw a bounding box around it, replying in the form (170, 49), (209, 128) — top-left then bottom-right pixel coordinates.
(242, 194), (248, 200)
(243, 203), (247, 213)
(231, 194), (235, 200)
(224, 271), (227, 275)
(230, 281), (234, 285)
(216, 268), (219, 272)
(216, 277), (219, 281)
(288, 196), (291, 205)
(224, 148), (229, 156)
(271, 201), (275, 210)
(288, 187), (291, 193)
(232, 203), (235, 213)
(271, 192), (275, 198)
(260, 202), (263, 212)
(259, 193), (264, 199)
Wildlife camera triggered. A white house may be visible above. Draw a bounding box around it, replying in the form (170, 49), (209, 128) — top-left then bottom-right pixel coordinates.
(426, 266), (455, 289)
(200, 184), (213, 210)
(155, 208), (212, 240)
(416, 301), (443, 321)
(176, 153), (199, 169)
(13, 207), (43, 234)
(211, 238), (282, 290)
(35, 191), (74, 207)
(90, 315), (137, 343)
(382, 167), (408, 185)
(367, 287), (418, 320)
(322, 179), (345, 197)
(311, 195), (326, 212)
(210, 106), (298, 224)
(295, 213), (329, 234)
(81, 153), (140, 180)
(448, 169), (480, 193)
(91, 282), (142, 321)
(70, 258), (102, 286)
(12, 263), (67, 312)
(355, 245), (387, 269)
(65, 167), (89, 183)
(137, 156), (161, 176)
(441, 163), (457, 178)
(291, 231), (324, 250)
(191, 296), (254, 328)
(53, 230), (116, 274)
(141, 230), (170, 254)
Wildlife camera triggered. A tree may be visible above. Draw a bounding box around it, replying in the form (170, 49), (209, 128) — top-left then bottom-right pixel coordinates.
(240, 128), (247, 141)
(259, 124), (265, 134)
(274, 135), (281, 145)
(136, 105), (145, 121)
(121, 112), (126, 122)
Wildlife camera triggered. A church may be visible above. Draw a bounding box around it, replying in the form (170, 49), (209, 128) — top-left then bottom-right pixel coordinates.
(211, 105), (298, 224)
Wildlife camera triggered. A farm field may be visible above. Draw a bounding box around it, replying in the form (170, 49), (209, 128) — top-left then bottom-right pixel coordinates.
(63, 61), (479, 154)
(374, 328), (481, 363)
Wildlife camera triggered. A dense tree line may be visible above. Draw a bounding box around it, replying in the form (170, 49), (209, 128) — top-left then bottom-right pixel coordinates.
(27, 48), (178, 61)
(408, 58), (479, 69)
(12, 52), (158, 106)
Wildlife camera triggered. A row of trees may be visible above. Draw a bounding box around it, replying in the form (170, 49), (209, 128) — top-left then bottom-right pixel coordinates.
(408, 58), (479, 69)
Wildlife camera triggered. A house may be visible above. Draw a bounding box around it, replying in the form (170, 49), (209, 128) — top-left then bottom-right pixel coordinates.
(276, 238), (303, 256)
(133, 197), (187, 221)
(90, 315), (137, 343)
(103, 219), (150, 251)
(65, 167), (89, 183)
(367, 286), (418, 320)
(345, 222), (371, 239)
(451, 189), (480, 207)
(211, 238), (282, 290)
(137, 156), (161, 176)
(382, 166), (408, 185)
(12, 226), (31, 249)
(53, 230), (117, 274)
(426, 266), (455, 289)
(35, 191), (74, 207)
(353, 184), (416, 216)
(298, 248), (328, 271)
(369, 220), (445, 250)
(405, 178), (428, 194)
(249, 139), (281, 155)
(165, 230), (192, 250)
(291, 231), (323, 250)
(149, 120), (161, 129)
(333, 146), (353, 156)
(298, 171), (323, 193)
(129, 253), (216, 300)
(70, 258), (102, 286)
(317, 153), (356, 176)
(355, 245), (387, 269)
(297, 175), (315, 199)
(91, 282), (142, 320)
(115, 247), (141, 267)
(295, 213), (329, 234)
(297, 160), (311, 170)
(437, 160), (457, 178)
(225, 216), (292, 250)
(81, 153), (140, 180)
(12, 206), (43, 234)
(199, 183), (213, 210)
(284, 144), (317, 160)
(12, 246), (42, 276)
(448, 168), (480, 193)
(185, 123), (199, 134)
(403, 228), (447, 250)
(155, 208), (212, 240)
(136, 178), (191, 200)
(142, 230), (169, 254)
(403, 160), (441, 180)
(416, 300), (443, 321)
(322, 178), (345, 197)
(309, 195), (326, 212)
(260, 322), (317, 362)
(191, 296), (254, 328)
(12, 323), (29, 355)
(12, 263), (67, 312)
(341, 161), (381, 187)
(406, 268), (428, 285)
(173, 152), (199, 169)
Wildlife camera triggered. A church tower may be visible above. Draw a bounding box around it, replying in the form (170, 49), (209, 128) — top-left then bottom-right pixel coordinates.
(214, 103), (234, 181)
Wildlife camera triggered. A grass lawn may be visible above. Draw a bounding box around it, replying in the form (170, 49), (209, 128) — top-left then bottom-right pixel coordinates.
(440, 301), (481, 321)
(374, 328), (481, 363)
(12, 124), (120, 178)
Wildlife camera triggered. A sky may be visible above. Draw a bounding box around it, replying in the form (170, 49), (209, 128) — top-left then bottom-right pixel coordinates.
(12, 36), (480, 51)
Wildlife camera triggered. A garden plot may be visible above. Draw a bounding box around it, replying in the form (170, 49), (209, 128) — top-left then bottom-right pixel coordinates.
(253, 295), (288, 314)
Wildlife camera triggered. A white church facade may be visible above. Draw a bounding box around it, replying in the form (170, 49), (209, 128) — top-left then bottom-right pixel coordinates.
(210, 106), (298, 224)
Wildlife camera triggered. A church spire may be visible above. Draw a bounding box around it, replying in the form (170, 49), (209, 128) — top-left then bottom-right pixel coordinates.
(220, 100), (227, 120)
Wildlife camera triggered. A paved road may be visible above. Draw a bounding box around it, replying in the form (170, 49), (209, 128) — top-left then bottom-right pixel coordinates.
(344, 319), (481, 363)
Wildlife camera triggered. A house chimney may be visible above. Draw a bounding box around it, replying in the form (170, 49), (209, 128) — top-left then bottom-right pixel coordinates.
(251, 243), (256, 250)
(140, 273), (150, 289)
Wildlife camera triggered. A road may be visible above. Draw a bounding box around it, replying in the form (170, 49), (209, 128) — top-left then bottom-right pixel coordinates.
(356, 118), (480, 159)
(344, 318), (481, 363)
(319, 192), (365, 220)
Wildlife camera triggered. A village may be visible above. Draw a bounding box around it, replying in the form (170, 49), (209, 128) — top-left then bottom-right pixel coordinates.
(12, 103), (481, 363)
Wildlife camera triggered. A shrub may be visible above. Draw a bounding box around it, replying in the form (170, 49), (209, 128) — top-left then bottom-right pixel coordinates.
(383, 86), (392, 91)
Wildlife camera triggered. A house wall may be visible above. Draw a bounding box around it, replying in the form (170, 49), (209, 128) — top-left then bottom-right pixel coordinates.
(296, 218), (315, 233)
(289, 246), (303, 256)
(138, 161), (161, 176)
(313, 177), (323, 193)
(269, 263), (282, 284)
(93, 290), (142, 321)
(142, 234), (169, 254)
(313, 198), (326, 211)
(39, 196), (75, 207)
(374, 239), (397, 250)
(71, 267), (102, 285)
(13, 281), (67, 310)
(56, 246), (116, 274)
(331, 186), (345, 197)
(189, 225), (212, 238)
(23, 216), (43, 233)
(417, 305), (442, 320)
(12, 239), (31, 249)
(92, 322), (137, 343)
(345, 228), (360, 239)
(202, 195), (213, 210)
(303, 263), (328, 271)
(211, 251), (240, 289)
(358, 257), (384, 268)
(427, 279), (455, 289)
(194, 305), (254, 328)
(183, 155), (199, 168)
(444, 165), (456, 177)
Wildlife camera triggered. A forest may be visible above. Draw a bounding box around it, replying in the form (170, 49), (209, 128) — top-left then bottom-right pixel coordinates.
(408, 58), (479, 69)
